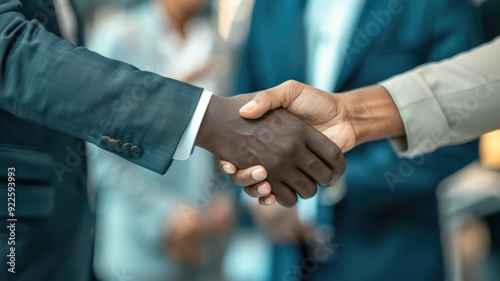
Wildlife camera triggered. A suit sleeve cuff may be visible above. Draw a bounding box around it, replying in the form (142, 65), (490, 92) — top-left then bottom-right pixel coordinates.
(380, 71), (451, 158)
(173, 90), (213, 160)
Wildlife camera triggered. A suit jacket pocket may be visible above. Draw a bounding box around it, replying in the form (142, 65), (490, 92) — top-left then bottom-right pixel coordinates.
(0, 145), (55, 218)
(0, 144), (53, 183)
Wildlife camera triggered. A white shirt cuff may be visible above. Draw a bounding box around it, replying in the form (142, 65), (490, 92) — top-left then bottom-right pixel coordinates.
(173, 90), (213, 160)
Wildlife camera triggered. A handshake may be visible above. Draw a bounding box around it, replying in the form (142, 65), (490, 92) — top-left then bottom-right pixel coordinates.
(195, 80), (404, 207)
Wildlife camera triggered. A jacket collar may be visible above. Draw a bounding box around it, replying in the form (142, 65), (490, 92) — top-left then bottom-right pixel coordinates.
(334, 0), (396, 91)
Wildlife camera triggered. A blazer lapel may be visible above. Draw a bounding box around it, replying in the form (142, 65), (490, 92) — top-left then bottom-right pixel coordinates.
(289, 0), (308, 83)
(335, 0), (387, 91)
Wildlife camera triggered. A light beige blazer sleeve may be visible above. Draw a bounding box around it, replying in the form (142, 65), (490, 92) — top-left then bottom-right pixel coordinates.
(380, 37), (500, 158)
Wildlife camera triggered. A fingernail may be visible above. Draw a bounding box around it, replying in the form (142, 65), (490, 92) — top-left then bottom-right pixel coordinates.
(257, 184), (270, 195)
(251, 168), (266, 181)
(264, 198), (273, 205)
(239, 100), (257, 113)
(222, 164), (235, 174)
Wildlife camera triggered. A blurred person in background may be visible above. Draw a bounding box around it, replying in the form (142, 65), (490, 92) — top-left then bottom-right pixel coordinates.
(86, 1), (235, 280)
(477, 1), (500, 278)
(457, 1), (500, 279)
(235, 0), (482, 280)
(73, 0), (145, 24)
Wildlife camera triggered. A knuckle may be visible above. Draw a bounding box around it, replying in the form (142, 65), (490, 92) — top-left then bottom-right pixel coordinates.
(288, 195), (298, 206)
(292, 177), (307, 189)
(243, 186), (258, 198)
(244, 170), (257, 184)
(280, 80), (303, 106)
(306, 158), (320, 171)
(232, 172), (250, 186)
(284, 79), (299, 88)
(263, 156), (281, 171)
(300, 184), (318, 199)
(261, 89), (273, 99)
(279, 196), (297, 208)
(326, 142), (342, 161)
(320, 169), (335, 186)
(332, 145), (343, 162)
(289, 175), (317, 199)
(333, 162), (347, 181)
(321, 145), (341, 167)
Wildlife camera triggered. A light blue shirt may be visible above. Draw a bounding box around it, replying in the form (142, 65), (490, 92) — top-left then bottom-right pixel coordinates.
(298, 0), (366, 224)
(305, 0), (366, 92)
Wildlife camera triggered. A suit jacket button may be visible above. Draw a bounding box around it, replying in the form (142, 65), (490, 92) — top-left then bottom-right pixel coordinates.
(114, 139), (125, 152)
(100, 136), (111, 146)
(106, 138), (116, 149)
(122, 143), (133, 156)
(130, 146), (143, 159)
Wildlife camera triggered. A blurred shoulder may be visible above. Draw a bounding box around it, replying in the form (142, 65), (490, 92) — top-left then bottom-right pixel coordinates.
(91, 1), (158, 38)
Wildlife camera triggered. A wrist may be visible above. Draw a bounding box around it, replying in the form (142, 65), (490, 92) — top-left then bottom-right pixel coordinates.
(338, 85), (404, 145)
(195, 95), (254, 152)
(195, 95), (223, 152)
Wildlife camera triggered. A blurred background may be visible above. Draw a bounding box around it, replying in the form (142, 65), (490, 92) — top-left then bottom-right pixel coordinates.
(69, 0), (500, 280)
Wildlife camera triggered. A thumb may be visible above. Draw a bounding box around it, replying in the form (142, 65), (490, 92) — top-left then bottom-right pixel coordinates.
(239, 89), (283, 119)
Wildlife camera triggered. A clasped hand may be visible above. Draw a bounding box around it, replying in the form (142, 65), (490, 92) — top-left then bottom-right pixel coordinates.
(216, 81), (400, 205)
(195, 91), (345, 207)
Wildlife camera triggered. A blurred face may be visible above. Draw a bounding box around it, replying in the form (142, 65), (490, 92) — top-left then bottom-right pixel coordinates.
(163, 0), (207, 18)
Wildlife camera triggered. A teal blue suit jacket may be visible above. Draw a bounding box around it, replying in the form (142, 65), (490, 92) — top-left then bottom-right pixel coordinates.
(0, 1), (203, 280)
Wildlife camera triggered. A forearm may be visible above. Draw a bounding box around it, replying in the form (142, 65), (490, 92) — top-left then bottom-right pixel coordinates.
(381, 37), (500, 157)
(337, 86), (405, 146)
(340, 38), (500, 158)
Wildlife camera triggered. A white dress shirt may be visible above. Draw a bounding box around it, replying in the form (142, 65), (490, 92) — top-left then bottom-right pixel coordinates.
(305, 0), (366, 92)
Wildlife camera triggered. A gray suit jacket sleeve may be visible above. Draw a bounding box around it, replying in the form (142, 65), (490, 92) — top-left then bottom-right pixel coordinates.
(0, 0), (203, 174)
(381, 37), (500, 158)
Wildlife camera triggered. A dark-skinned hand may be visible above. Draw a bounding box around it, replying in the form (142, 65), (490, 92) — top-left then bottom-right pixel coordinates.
(195, 94), (345, 207)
